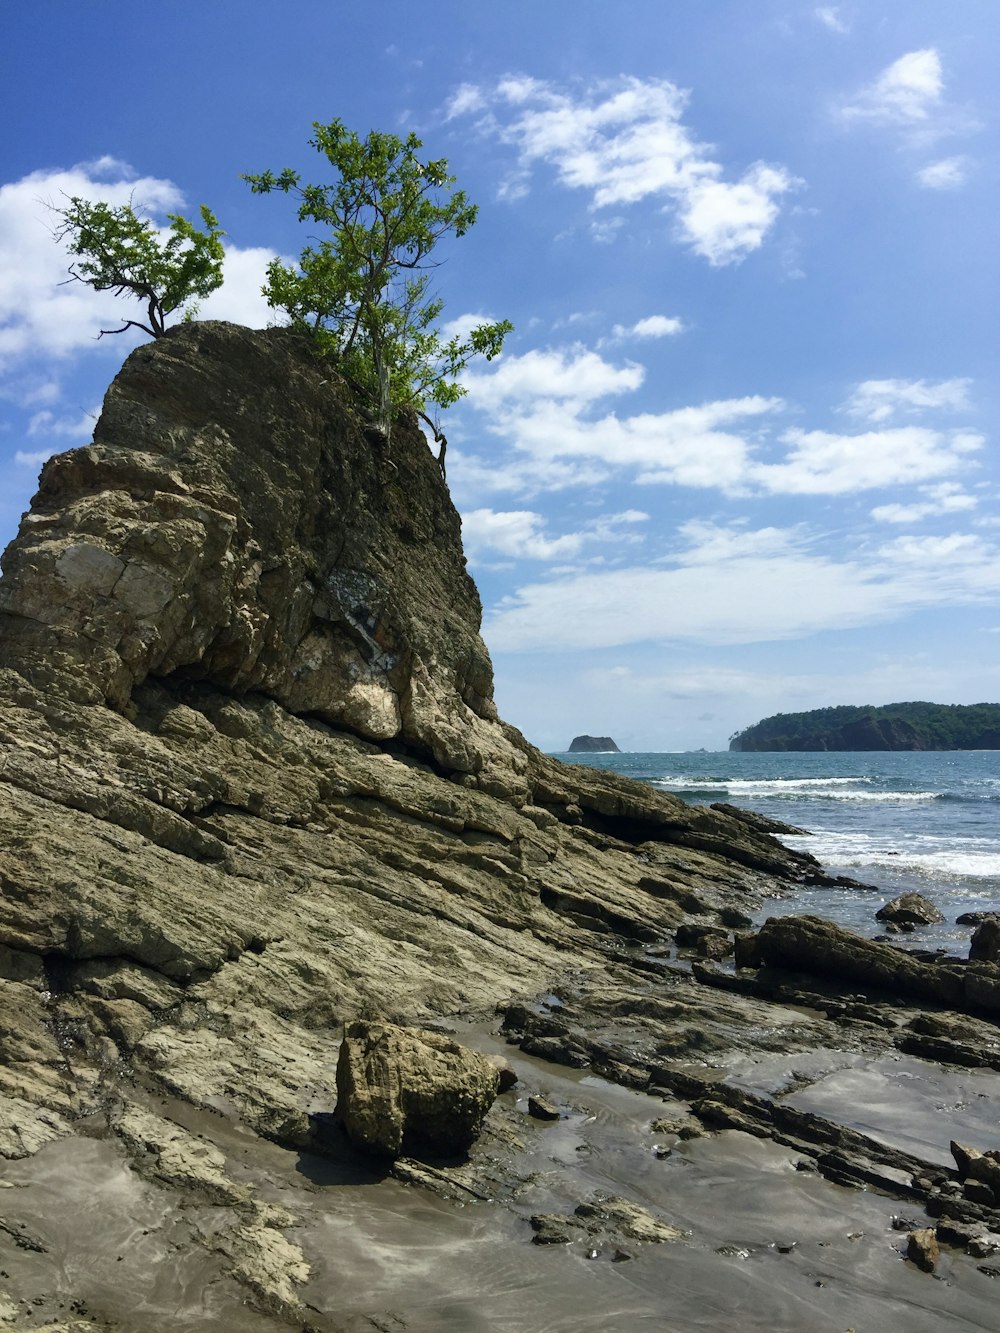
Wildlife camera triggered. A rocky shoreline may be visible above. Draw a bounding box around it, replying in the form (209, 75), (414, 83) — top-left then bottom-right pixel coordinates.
(1, 323), (998, 1330)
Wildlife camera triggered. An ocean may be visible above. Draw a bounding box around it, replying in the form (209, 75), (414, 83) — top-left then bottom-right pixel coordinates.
(555, 750), (1000, 955)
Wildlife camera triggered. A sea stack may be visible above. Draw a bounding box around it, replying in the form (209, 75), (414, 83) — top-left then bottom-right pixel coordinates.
(568, 734), (621, 752)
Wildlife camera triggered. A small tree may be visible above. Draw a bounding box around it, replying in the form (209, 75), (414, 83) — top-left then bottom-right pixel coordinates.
(244, 120), (511, 446)
(54, 198), (225, 338)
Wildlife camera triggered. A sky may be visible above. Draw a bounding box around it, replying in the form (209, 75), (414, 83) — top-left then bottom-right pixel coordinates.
(1, 1), (998, 752)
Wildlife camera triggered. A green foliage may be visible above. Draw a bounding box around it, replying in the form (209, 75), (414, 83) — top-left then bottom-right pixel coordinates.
(55, 198), (225, 338)
(244, 119), (511, 432)
(730, 701), (1000, 751)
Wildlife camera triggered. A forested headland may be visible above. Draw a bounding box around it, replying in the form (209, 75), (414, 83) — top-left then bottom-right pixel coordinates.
(730, 701), (1000, 751)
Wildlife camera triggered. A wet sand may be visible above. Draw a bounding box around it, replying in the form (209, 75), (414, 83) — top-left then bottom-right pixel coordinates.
(3, 1024), (1000, 1331)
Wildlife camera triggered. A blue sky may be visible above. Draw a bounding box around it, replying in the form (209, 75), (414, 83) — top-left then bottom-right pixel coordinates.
(2, 1), (998, 751)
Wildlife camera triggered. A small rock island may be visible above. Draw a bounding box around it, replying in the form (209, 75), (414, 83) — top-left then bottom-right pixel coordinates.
(568, 734), (621, 753)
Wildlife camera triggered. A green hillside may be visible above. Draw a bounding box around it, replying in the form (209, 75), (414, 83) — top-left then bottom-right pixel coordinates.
(730, 701), (1000, 752)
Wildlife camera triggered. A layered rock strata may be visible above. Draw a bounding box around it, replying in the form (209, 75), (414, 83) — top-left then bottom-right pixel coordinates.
(1, 323), (998, 1328)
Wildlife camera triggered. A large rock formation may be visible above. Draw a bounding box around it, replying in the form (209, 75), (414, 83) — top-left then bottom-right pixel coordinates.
(2, 323), (998, 1329)
(568, 735), (620, 753)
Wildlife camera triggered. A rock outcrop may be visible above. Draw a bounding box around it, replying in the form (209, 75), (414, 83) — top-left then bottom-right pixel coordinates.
(568, 735), (620, 752)
(2, 322), (998, 1328)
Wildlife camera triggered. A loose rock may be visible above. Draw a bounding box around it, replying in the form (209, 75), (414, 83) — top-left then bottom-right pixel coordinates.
(335, 1020), (500, 1159)
(876, 893), (944, 927)
(906, 1227), (940, 1272)
(527, 1095), (561, 1122)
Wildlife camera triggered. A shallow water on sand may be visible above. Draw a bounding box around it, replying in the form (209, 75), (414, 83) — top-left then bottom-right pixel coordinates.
(4, 1027), (1000, 1331)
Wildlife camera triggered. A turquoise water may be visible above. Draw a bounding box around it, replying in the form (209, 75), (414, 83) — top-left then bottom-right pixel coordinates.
(554, 750), (1000, 954)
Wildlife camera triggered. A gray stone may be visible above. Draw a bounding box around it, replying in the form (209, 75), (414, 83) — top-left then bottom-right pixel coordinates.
(876, 893), (944, 926)
(335, 1020), (500, 1158)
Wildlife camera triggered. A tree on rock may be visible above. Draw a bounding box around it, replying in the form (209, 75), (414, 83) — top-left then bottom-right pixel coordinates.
(244, 120), (511, 445)
(54, 198), (225, 339)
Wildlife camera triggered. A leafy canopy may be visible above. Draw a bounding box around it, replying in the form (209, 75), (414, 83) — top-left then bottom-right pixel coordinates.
(54, 198), (225, 339)
(244, 120), (511, 432)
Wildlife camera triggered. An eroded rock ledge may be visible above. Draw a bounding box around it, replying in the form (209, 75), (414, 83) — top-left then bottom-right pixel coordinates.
(1, 323), (997, 1328)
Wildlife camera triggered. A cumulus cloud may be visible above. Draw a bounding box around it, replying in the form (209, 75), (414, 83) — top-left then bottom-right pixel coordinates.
(461, 507), (647, 562)
(837, 48), (979, 169)
(0, 159), (279, 372)
(14, 448), (53, 468)
(843, 376), (972, 423)
(462, 345), (644, 413)
(870, 482), (977, 524)
(757, 425), (981, 495)
(478, 391), (780, 493)
(840, 49), (944, 127)
(916, 156), (969, 189)
(483, 521), (1000, 652)
(26, 404), (98, 438)
(613, 314), (684, 340)
(457, 345), (982, 500)
(446, 75), (800, 265)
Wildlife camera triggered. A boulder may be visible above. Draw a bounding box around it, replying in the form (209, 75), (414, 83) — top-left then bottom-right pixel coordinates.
(907, 1227), (940, 1272)
(951, 1142), (1000, 1195)
(753, 916), (964, 1007)
(970, 920), (1000, 963)
(876, 893), (944, 926)
(335, 1020), (500, 1159)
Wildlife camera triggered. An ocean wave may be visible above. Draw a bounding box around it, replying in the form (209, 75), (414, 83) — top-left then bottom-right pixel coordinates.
(784, 832), (1000, 881)
(653, 776), (940, 802)
(653, 775), (871, 792)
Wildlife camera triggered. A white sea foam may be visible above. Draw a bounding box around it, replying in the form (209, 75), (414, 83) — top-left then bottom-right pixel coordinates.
(652, 775), (938, 802)
(783, 831), (1000, 881)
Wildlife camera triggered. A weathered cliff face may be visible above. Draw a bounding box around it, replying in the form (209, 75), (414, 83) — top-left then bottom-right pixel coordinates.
(7, 324), (991, 1328)
(0, 321), (514, 784)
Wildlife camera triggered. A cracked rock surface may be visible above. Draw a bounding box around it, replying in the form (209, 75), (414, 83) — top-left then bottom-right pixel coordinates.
(1, 323), (999, 1329)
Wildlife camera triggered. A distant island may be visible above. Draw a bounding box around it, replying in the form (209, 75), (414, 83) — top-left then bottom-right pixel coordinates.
(730, 701), (1000, 752)
(568, 735), (620, 753)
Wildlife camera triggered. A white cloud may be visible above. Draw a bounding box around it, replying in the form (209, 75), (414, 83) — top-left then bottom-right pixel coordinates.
(14, 448), (52, 467)
(916, 156), (969, 189)
(674, 162), (797, 267)
(483, 521), (1000, 652)
(815, 7), (848, 34)
(757, 425), (981, 495)
(449, 451), (614, 504)
(461, 506), (647, 563)
(447, 75), (800, 265)
(461, 508), (585, 560)
(457, 346), (983, 502)
(870, 482), (977, 524)
(0, 160), (279, 372)
(462, 345), (644, 414)
(632, 315), (684, 338)
(443, 83), (487, 120)
(439, 311), (499, 343)
(610, 314), (684, 341)
(26, 404), (98, 438)
(590, 216), (625, 244)
(198, 245), (284, 328)
(482, 393), (780, 493)
(841, 49), (943, 126)
(843, 376), (972, 423)
(0, 160), (182, 366)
